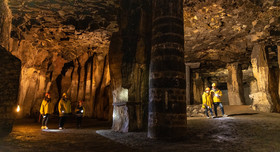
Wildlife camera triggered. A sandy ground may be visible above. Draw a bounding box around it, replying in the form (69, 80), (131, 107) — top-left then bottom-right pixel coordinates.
(1, 105), (280, 152)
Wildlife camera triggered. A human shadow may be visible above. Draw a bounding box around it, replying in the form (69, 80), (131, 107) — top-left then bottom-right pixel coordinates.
(227, 113), (258, 116)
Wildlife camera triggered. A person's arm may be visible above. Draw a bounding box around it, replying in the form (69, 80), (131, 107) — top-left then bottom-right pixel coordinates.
(68, 100), (72, 113)
(218, 90), (223, 97)
(40, 101), (44, 115)
(202, 94), (206, 108)
(58, 100), (62, 114)
(82, 107), (85, 117)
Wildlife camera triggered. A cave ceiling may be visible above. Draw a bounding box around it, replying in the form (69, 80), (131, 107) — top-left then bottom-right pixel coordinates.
(183, 0), (280, 76)
(8, 0), (119, 67)
(7, 0), (280, 79)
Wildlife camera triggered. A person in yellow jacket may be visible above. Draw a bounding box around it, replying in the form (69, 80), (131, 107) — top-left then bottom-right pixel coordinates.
(211, 83), (227, 117)
(58, 93), (72, 129)
(40, 93), (51, 129)
(202, 87), (214, 118)
(75, 100), (85, 129)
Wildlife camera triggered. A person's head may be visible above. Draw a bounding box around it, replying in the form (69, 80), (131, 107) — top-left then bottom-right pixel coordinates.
(62, 93), (67, 99)
(205, 87), (210, 93)
(212, 83), (217, 89)
(45, 92), (51, 99)
(78, 100), (83, 106)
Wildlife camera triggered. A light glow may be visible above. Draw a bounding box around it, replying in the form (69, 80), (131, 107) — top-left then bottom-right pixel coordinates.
(119, 88), (128, 102)
(43, 129), (62, 132)
(16, 105), (20, 112)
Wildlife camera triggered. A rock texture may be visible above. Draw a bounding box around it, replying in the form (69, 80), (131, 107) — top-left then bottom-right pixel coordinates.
(186, 105), (205, 117)
(250, 44), (280, 112)
(4, 0), (119, 119)
(0, 46), (21, 137)
(183, 0), (280, 112)
(0, 0), (12, 49)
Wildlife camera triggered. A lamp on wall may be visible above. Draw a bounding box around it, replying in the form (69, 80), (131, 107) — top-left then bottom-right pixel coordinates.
(16, 104), (20, 112)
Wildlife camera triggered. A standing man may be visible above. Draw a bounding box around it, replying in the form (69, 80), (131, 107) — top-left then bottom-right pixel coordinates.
(40, 92), (51, 129)
(58, 93), (71, 129)
(75, 100), (85, 129)
(202, 87), (214, 118)
(211, 83), (227, 117)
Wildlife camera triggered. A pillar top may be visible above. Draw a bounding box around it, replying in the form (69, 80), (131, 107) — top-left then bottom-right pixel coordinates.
(185, 62), (200, 69)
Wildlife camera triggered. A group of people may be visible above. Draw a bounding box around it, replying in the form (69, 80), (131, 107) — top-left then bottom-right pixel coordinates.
(202, 83), (228, 118)
(39, 93), (85, 130)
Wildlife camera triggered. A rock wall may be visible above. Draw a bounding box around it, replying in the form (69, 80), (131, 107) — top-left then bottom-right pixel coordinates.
(4, 0), (119, 119)
(0, 46), (21, 137)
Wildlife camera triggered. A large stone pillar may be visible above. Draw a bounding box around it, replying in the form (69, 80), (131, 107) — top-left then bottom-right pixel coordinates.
(148, 0), (186, 139)
(227, 63), (245, 105)
(193, 73), (204, 104)
(0, 46), (21, 136)
(250, 44), (276, 112)
(185, 62), (200, 106)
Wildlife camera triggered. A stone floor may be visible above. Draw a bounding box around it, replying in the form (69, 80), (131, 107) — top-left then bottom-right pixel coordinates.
(1, 105), (280, 152)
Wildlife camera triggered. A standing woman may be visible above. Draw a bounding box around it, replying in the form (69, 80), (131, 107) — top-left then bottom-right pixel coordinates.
(40, 93), (51, 129)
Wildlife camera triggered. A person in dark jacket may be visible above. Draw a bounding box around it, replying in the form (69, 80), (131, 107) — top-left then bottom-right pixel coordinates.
(75, 100), (85, 129)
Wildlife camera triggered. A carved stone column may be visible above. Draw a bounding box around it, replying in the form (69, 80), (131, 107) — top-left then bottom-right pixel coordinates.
(148, 0), (186, 139)
(227, 63), (245, 105)
(250, 44), (277, 112)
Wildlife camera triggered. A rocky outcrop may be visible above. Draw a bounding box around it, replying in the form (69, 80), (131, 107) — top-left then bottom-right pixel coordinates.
(227, 63), (245, 105)
(0, 46), (21, 137)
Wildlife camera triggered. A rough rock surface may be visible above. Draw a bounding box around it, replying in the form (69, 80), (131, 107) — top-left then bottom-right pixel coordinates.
(0, 46), (21, 137)
(5, 0), (119, 119)
(186, 105), (205, 117)
(184, 0), (280, 72)
(183, 0), (280, 112)
(250, 44), (280, 112)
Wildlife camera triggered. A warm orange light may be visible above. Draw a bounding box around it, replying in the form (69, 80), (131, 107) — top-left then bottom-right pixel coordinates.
(16, 105), (20, 112)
